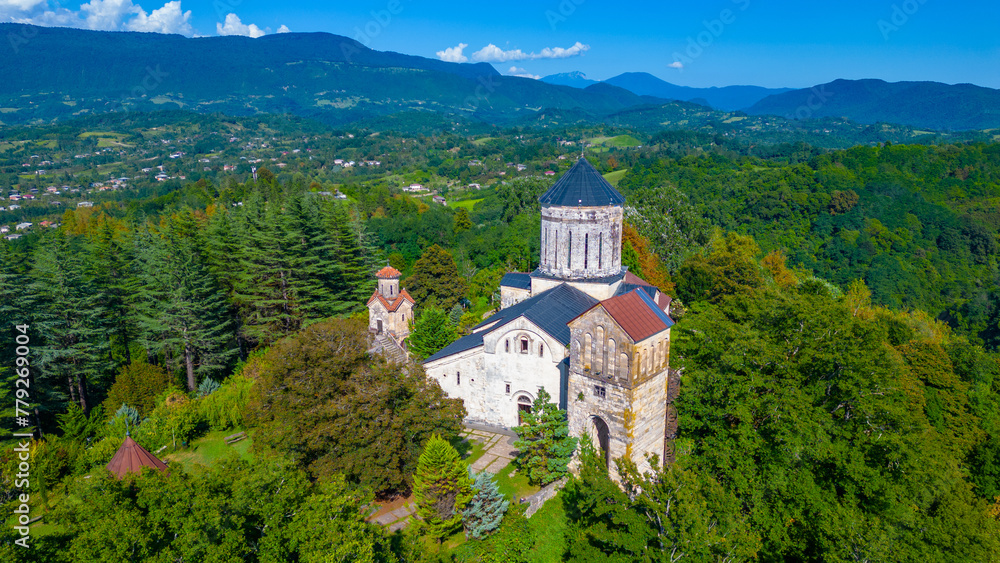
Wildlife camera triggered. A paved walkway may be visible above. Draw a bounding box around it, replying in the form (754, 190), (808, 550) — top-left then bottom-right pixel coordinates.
(368, 425), (519, 531)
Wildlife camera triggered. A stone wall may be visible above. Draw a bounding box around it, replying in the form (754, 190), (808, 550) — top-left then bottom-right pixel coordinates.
(538, 204), (623, 280)
(424, 317), (568, 428)
(368, 299), (413, 339)
(500, 285), (531, 309)
(566, 306), (671, 480)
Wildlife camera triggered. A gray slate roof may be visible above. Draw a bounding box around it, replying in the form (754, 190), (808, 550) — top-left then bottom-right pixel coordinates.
(424, 283), (598, 363)
(500, 272), (532, 290)
(538, 158), (625, 207)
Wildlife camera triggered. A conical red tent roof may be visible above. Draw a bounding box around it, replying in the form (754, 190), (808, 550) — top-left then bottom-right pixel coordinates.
(105, 435), (168, 479)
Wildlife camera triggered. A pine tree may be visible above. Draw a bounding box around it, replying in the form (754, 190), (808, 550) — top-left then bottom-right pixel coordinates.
(89, 218), (140, 367)
(413, 433), (473, 541)
(463, 470), (509, 539)
(28, 231), (114, 415)
(134, 214), (237, 391)
(408, 306), (458, 360)
(405, 244), (467, 311)
(513, 387), (578, 486)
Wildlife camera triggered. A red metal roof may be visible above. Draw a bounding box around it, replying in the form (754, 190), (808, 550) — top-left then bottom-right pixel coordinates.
(600, 289), (670, 342)
(105, 435), (168, 480)
(367, 288), (415, 312)
(622, 271), (655, 287)
(376, 265), (402, 278)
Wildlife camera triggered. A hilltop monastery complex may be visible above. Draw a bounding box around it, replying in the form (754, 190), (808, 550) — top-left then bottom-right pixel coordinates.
(368, 158), (679, 474)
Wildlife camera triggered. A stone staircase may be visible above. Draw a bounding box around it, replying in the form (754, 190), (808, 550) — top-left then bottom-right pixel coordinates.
(374, 333), (408, 364)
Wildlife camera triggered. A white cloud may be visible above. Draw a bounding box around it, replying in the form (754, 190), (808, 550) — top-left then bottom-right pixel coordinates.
(0, 0), (48, 12)
(216, 12), (264, 38)
(277, 24), (290, 33)
(470, 41), (590, 62)
(507, 66), (540, 80)
(436, 42), (468, 63)
(80, 0), (139, 31)
(667, 61), (684, 69)
(126, 1), (192, 35)
(2, 0), (197, 36)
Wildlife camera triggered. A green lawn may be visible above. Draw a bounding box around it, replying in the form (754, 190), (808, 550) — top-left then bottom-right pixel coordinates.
(602, 169), (627, 186)
(472, 136), (495, 145)
(161, 429), (253, 472)
(450, 198), (482, 211)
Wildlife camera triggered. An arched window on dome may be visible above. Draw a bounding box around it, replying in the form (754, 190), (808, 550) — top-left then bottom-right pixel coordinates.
(607, 339), (616, 376)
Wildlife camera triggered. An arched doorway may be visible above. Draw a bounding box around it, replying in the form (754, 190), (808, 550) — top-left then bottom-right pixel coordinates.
(517, 395), (533, 423)
(590, 416), (610, 468)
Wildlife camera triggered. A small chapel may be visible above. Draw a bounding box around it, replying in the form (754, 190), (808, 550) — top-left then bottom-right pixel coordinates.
(419, 157), (679, 475)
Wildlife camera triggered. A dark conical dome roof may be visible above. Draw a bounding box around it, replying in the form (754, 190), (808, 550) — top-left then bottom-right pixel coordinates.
(538, 158), (625, 207)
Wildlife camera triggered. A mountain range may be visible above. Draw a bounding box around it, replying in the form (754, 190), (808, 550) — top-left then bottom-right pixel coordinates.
(1, 25), (998, 132)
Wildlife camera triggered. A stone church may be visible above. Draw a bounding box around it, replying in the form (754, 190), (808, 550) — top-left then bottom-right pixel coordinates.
(420, 158), (679, 475)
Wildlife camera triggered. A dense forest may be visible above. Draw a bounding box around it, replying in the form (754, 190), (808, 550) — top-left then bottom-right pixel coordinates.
(2, 113), (1000, 561)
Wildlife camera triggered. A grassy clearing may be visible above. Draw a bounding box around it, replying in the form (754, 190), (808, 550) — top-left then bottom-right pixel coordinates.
(602, 169), (627, 186)
(450, 198), (482, 211)
(161, 429), (253, 472)
(606, 134), (641, 147)
(494, 464), (539, 501)
(472, 136), (495, 145)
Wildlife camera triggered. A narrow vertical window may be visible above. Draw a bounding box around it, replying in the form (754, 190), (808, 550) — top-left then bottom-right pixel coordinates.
(505, 383), (511, 394)
(555, 231), (559, 268)
(598, 232), (603, 269)
(457, 372), (461, 385)
(539, 344), (544, 357)
(505, 339), (510, 353)
(568, 231), (573, 268)
(584, 233), (589, 269)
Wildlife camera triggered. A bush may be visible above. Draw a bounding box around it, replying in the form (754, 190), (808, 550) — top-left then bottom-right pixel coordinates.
(200, 374), (255, 431)
(102, 361), (174, 416)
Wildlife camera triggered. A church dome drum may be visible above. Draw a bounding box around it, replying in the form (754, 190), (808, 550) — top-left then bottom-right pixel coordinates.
(537, 158), (625, 280)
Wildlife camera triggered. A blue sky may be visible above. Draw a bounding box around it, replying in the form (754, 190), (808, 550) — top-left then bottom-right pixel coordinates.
(3, 0), (998, 88)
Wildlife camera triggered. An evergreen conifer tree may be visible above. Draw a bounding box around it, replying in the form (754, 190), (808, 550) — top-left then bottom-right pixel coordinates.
(405, 244), (467, 310)
(413, 433), (473, 541)
(409, 306), (458, 360)
(28, 231), (114, 414)
(134, 214), (237, 390)
(513, 387), (578, 486)
(463, 470), (509, 539)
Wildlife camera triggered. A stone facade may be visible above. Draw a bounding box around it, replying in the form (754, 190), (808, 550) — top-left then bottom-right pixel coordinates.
(367, 267), (414, 339)
(429, 317), (568, 428)
(566, 305), (670, 479)
(538, 205), (623, 280)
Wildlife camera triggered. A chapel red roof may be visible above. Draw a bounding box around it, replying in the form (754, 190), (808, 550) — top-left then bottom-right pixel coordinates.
(367, 288), (415, 312)
(105, 435), (168, 480)
(600, 289), (672, 342)
(376, 265), (402, 279)
(622, 271), (655, 287)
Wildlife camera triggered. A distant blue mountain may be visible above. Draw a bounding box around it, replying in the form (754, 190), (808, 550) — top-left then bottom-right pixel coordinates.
(540, 71), (600, 89)
(603, 73), (792, 111)
(746, 79), (1000, 131)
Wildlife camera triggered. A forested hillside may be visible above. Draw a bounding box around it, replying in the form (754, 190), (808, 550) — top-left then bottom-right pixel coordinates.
(2, 113), (1000, 560)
